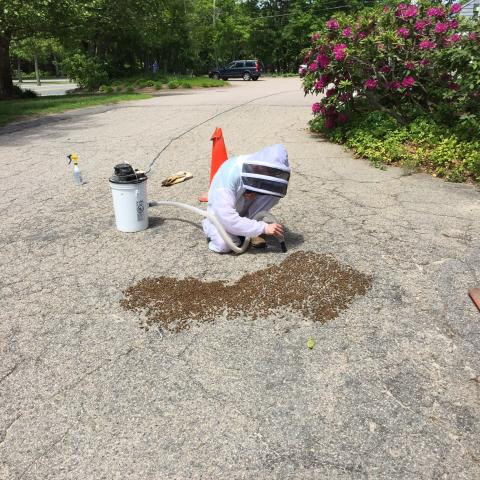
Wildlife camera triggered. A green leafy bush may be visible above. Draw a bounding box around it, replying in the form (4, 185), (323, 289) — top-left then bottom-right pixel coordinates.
(302, 1), (480, 129)
(99, 85), (113, 93)
(126, 86), (134, 93)
(167, 80), (180, 89)
(181, 82), (192, 88)
(313, 110), (480, 182)
(62, 54), (109, 91)
(11, 86), (38, 99)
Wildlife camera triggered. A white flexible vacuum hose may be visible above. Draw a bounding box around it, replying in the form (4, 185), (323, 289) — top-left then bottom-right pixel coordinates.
(148, 201), (284, 255)
(149, 200), (249, 253)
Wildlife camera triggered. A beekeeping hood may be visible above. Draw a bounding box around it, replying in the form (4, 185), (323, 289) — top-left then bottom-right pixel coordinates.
(241, 144), (290, 197)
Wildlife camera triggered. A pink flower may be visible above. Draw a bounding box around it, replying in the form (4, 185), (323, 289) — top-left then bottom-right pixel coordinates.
(339, 92), (352, 101)
(325, 106), (336, 116)
(426, 7), (445, 18)
(326, 19), (340, 30)
(396, 4), (418, 18)
(449, 33), (462, 42)
(338, 113), (349, 124)
(325, 117), (336, 129)
(450, 3), (462, 15)
(396, 3), (407, 16)
(448, 82), (460, 91)
(434, 22), (449, 34)
(404, 61), (415, 70)
(397, 27), (410, 38)
(469, 32), (478, 41)
(364, 78), (378, 90)
(402, 76), (415, 88)
(449, 19), (459, 29)
(308, 62), (318, 72)
(403, 5), (418, 18)
(419, 59), (429, 66)
(388, 81), (401, 90)
(311, 33), (320, 42)
(326, 88), (336, 98)
(342, 27), (352, 38)
(357, 32), (366, 39)
(299, 67), (306, 76)
(333, 43), (347, 61)
(316, 54), (330, 69)
(414, 20), (430, 32)
(383, 6), (390, 13)
(379, 65), (391, 74)
(419, 39), (436, 50)
(312, 102), (322, 114)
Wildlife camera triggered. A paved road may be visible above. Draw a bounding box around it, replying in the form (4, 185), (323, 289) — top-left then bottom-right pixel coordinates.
(1, 78), (479, 479)
(14, 79), (78, 96)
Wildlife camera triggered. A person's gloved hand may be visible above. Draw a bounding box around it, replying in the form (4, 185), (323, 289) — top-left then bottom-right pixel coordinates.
(264, 223), (284, 239)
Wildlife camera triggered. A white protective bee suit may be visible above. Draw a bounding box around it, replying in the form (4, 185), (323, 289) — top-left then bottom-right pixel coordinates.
(202, 144), (290, 253)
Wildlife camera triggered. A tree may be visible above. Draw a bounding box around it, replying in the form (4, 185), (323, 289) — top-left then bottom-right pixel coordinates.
(0, 0), (82, 98)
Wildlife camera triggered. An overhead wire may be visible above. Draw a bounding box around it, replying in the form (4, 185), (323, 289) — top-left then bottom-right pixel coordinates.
(144, 88), (298, 175)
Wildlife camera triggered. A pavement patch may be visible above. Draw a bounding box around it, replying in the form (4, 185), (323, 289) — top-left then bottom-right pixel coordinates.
(121, 251), (372, 331)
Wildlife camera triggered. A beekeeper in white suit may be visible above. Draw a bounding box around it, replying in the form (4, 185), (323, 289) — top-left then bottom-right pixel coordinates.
(203, 144), (290, 253)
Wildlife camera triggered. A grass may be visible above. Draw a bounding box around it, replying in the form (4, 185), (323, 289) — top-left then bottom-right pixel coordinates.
(0, 92), (151, 126)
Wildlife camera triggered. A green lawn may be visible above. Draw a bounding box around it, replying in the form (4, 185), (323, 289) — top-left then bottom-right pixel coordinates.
(0, 92), (151, 126)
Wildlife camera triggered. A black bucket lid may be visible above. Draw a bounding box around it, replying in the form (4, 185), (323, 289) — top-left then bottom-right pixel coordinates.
(109, 163), (147, 184)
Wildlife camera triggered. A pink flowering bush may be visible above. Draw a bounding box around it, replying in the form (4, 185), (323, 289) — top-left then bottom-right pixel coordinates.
(301, 0), (480, 131)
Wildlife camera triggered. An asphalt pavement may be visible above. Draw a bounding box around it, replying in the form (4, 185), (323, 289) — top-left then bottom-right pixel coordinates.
(1, 78), (479, 479)
(14, 79), (78, 96)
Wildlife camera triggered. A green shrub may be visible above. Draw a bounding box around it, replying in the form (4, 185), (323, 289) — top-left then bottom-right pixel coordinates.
(114, 86), (122, 93)
(126, 86), (134, 93)
(313, 111), (480, 182)
(167, 80), (180, 89)
(180, 82), (192, 89)
(62, 54), (109, 91)
(11, 86), (38, 99)
(302, 1), (480, 130)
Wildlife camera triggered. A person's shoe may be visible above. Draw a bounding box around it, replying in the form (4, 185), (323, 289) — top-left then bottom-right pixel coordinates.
(250, 236), (267, 249)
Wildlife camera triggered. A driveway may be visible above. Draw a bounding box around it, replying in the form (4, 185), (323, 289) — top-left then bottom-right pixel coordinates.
(1, 77), (479, 479)
(14, 79), (78, 96)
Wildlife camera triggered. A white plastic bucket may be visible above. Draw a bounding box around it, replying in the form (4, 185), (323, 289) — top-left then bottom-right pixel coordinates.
(109, 180), (148, 232)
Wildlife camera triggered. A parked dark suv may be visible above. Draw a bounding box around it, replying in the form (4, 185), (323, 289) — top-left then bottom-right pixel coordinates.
(209, 60), (262, 81)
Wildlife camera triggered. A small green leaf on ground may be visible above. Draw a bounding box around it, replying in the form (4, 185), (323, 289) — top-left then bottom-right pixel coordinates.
(307, 337), (315, 349)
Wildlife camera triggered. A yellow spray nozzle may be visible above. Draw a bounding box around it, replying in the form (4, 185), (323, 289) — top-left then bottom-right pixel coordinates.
(67, 153), (78, 165)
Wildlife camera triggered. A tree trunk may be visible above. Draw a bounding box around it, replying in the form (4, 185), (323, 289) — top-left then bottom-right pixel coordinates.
(34, 52), (41, 86)
(0, 35), (14, 98)
(17, 58), (22, 83)
(53, 54), (60, 77)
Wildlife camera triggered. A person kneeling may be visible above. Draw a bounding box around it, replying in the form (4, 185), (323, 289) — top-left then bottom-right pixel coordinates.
(202, 144), (290, 253)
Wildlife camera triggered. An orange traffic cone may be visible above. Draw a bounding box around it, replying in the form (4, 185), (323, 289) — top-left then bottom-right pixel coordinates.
(199, 127), (228, 203)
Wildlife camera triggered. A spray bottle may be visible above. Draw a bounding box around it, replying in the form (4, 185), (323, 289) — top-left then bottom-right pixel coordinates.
(67, 153), (83, 186)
